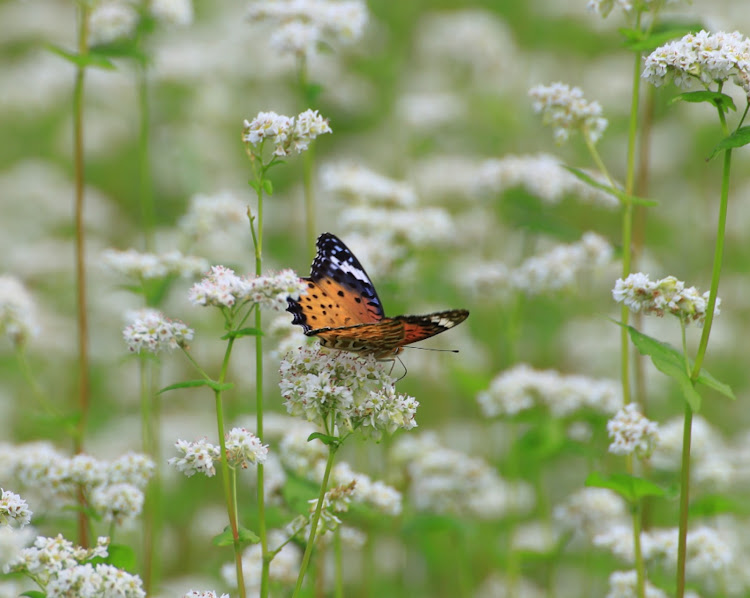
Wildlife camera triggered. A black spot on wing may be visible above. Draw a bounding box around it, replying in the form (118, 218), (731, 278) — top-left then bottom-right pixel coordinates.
(308, 233), (385, 318)
(287, 276), (313, 333)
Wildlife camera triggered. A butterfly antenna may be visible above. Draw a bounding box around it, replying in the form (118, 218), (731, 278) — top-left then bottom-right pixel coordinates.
(395, 356), (408, 382)
(402, 346), (460, 354)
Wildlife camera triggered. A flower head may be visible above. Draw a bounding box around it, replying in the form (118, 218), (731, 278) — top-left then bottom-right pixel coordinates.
(0, 489), (32, 528)
(243, 110), (331, 157)
(529, 82), (608, 144)
(607, 403), (660, 458)
(90, 483), (144, 526)
(123, 309), (194, 354)
(168, 438), (221, 478)
(225, 428), (269, 468)
(279, 345), (418, 440)
(101, 248), (208, 281)
(89, 0), (139, 46)
(612, 273), (719, 325)
(643, 30), (750, 97)
(178, 191), (248, 238)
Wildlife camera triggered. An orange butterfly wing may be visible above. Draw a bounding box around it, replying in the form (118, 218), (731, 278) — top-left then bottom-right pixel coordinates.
(287, 233), (469, 358)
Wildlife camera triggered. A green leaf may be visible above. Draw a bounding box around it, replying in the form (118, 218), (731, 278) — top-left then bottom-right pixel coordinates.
(586, 472), (666, 503)
(620, 324), (701, 411)
(220, 327), (263, 340)
(695, 369), (736, 400)
(46, 44), (116, 70)
(670, 91), (736, 113)
(238, 525), (260, 544)
(212, 526), (235, 547)
(263, 179), (274, 195)
(158, 379), (234, 394)
(21, 592), (46, 598)
(248, 180), (260, 192)
(623, 26), (700, 52)
(564, 167), (658, 207)
(89, 39), (148, 64)
(708, 126), (750, 160)
(307, 432), (340, 447)
(106, 544), (136, 570)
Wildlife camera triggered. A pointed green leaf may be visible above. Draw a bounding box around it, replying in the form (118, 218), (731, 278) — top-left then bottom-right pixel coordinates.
(212, 526), (235, 547)
(46, 44), (116, 70)
(263, 179), (274, 195)
(21, 592), (46, 598)
(220, 327), (263, 340)
(106, 544), (136, 570)
(586, 471), (666, 503)
(307, 432), (340, 447)
(238, 525), (260, 544)
(564, 167), (658, 207)
(158, 379), (233, 394)
(619, 324), (701, 411)
(695, 369), (735, 400)
(670, 91), (736, 113)
(708, 126), (750, 160)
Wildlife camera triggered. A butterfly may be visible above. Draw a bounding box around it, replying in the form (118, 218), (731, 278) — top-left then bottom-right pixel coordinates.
(287, 233), (469, 359)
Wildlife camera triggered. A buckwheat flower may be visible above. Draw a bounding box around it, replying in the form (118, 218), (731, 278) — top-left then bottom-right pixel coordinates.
(651, 415), (719, 471)
(178, 191), (247, 238)
(188, 265), (251, 307)
(0, 490), (31, 528)
(225, 428), (269, 468)
(150, 0), (193, 26)
(613, 273), (719, 325)
(308, 482), (356, 532)
(321, 162), (418, 208)
(247, 269), (308, 312)
(606, 570), (667, 598)
(270, 20), (321, 55)
(242, 109), (331, 157)
(554, 488), (628, 538)
(61, 454), (108, 488)
(0, 525), (35, 571)
(529, 82), (608, 144)
(0, 275), (39, 346)
(279, 345), (417, 437)
(607, 403), (660, 458)
(594, 523), (636, 562)
(11, 442), (66, 490)
(123, 308), (194, 354)
(101, 248), (208, 281)
(643, 30), (750, 98)
(327, 462), (402, 515)
(89, 0), (139, 46)
(474, 153), (619, 209)
(168, 438), (221, 478)
(46, 563), (146, 598)
(478, 363), (622, 418)
(685, 526), (734, 582)
(107, 452), (156, 489)
(183, 592), (229, 598)
(339, 206), (454, 248)
(6, 534), (109, 580)
(90, 483), (144, 526)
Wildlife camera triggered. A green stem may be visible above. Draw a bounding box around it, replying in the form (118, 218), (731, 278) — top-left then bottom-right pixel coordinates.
(333, 528), (344, 598)
(675, 403), (693, 598)
(137, 61), (155, 251)
(292, 443), (339, 598)
(214, 337), (246, 598)
(73, 0), (91, 549)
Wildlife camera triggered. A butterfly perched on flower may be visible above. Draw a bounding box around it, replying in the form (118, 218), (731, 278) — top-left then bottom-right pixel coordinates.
(287, 233), (469, 359)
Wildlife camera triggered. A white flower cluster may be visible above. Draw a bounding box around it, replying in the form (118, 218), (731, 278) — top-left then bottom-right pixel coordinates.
(529, 82), (608, 144)
(89, 0), (193, 45)
(247, 0), (368, 56)
(168, 429), (268, 478)
(326, 462), (402, 516)
(606, 570), (667, 598)
(595, 525), (734, 591)
(221, 529), (300, 593)
(474, 153), (619, 209)
(308, 481), (357, 533)
(178, 191), (248, 238)
(643, 30), (750, 97)
(466, 233), (613, 298)
(1, 444), (154, 526)
(587, 0), (686, 18)
(554, 488), (628, 538)
(279, 345), (418, 440)
(188, 266), (307, 311)
(5, 535), (145, 598)
(391, 433), (534, 519)
(613, 272), (719, 325)
(0, 275), (39, 346)
(243, 109), (332, 157)
(339, 206), (454, 247)
(321, 162), (417, 208)
(101, 248), (209, 281)
(607, 403), (660, 458)
(183, 592), (228, 598)
(478, 363), (622, 418)
(0, 489), (32, 528)
(122, 308), (194, 354)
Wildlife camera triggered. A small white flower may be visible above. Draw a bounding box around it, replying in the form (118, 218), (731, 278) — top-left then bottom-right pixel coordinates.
(554, 488), (627, 538)
(90, 483), (144, 526)
(225, 428), (269, 468)
(607, 403), (660, 458)
(107, 453), (156, 489)
(89, 0), (139, 46)
(123, 309), (194, 354)
(178, 191), (247, 238)
(606, 570), (668, 598)
(0, 489), (32, 527)
(101, 248), (208, 281)
(168, 438), (221, 478)
(242, 110), (331, 156)
(0, 275), (39, 346)
(150, 0), (193, 26)
(529, 82), (608, 144)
